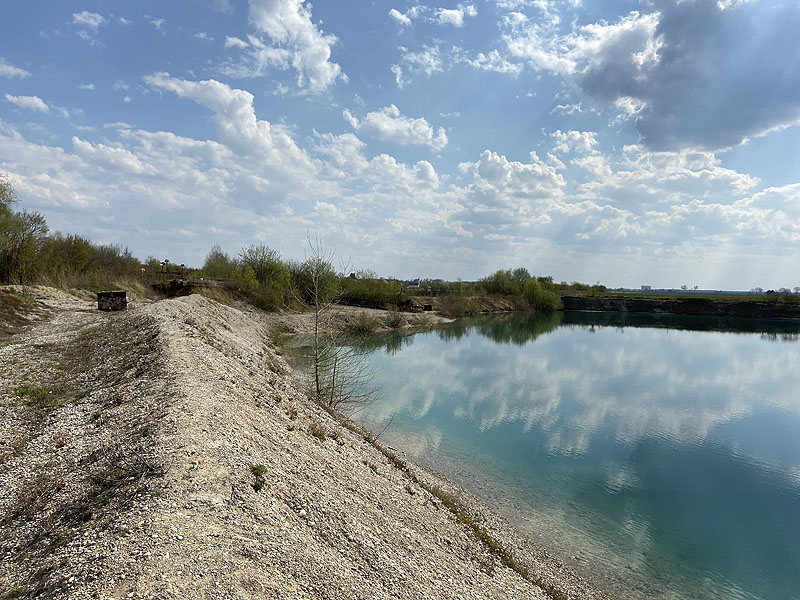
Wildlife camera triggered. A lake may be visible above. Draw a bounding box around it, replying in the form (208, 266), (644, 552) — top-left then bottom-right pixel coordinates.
(348, 311), (800, 600)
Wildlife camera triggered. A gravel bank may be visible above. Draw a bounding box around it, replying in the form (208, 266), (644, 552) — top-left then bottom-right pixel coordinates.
(1, 290), (604, 600)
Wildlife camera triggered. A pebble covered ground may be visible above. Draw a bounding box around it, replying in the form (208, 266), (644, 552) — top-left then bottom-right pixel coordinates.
(0, 288), (604, 600)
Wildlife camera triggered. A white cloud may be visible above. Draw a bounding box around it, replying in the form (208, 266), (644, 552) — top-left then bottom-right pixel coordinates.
(143, 72), (321, 185)
(245, 0), (345, 93)
(72, 137), (151, 175)
(388, 4), (477, 28)
(551, 130), (598, 154)
(225, 36), (250, 49)
(0, 58), (30, 79)
(461, 49), (522, 75)
(150, 18), (167, 32)
(435, 4), (477, 27)
(72, 10), (108, 43)
(113, 80), (130, 91)
(78, 83), (96, 91)
(5, 94), (50, 113)
(552, 103), (582, 115)
(344, 105), (448, 151)
(391, 65), (406, 88)
(72, 11), (106, 30)
(194, 32), (213, 40)
(400, 44), (444, 76)
(388, 8), (411, 26)
(119, 17), (132, 25)
(503, 1), (800, 151)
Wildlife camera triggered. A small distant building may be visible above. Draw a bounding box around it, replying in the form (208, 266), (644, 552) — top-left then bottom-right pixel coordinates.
(641, 285), (652, 292)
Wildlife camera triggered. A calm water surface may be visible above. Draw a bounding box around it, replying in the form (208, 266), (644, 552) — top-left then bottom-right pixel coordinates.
(350, 312), (800, 600)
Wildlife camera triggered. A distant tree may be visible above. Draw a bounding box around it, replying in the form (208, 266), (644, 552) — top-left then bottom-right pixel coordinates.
(511, 267), (531, 285)
(794, 287), (800, 294)
(523, 278), (562, 311)
(202, 244), (235, 278)
(237, 244), (291, 309)
(41, 233), (93, 278)
(0, 175), (49, 284)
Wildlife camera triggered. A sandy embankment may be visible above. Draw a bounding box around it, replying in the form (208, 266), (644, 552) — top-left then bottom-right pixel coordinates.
(0, 288), (602, 600)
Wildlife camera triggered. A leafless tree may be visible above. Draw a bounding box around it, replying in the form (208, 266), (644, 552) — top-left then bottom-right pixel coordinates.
(298, 234), (380, 415)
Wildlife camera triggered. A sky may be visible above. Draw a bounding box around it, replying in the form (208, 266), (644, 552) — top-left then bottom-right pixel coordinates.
(1, 0), (800, 289)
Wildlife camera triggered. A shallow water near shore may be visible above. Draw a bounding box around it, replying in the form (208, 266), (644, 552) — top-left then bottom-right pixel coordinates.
(350, 311), (800, 600)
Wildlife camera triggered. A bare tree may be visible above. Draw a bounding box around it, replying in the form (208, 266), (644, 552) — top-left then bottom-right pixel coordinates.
(298, 234), (379, 415)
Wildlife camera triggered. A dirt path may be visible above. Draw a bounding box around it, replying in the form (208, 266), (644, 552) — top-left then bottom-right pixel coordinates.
(1, 290), (600, 600)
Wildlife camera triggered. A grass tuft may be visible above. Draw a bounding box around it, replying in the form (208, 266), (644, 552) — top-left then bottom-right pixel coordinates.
(249, 464), (268, 492)
(308, 420), (327, 442)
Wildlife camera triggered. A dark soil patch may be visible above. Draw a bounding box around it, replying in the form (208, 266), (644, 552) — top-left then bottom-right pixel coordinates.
(0, 289), (44, 339)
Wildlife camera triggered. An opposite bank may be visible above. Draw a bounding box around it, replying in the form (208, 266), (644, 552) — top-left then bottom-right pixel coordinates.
(561, 295), (800, 320)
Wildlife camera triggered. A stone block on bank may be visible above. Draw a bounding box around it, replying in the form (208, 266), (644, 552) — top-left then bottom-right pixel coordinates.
(97, 290), (131, 311)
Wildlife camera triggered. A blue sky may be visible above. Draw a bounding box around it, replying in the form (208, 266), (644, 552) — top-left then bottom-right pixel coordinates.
(2, 0), (800, 289)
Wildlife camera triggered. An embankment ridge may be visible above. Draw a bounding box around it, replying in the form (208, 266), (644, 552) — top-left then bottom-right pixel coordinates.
(1, 290), (601, 600)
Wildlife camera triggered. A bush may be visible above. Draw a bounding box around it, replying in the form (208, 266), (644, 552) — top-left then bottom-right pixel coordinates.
(349, 312), (380, 334)
(386, 309), (405, 329)
(202, 245), (236, 279)
(523, 279), (562, 311)
(438, 294), (480, 318)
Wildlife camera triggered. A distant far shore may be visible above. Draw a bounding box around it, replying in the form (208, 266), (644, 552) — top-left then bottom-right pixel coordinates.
(561, 295), (800, 320)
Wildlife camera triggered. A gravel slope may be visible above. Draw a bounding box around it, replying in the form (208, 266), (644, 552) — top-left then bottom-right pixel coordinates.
(1, 291), (602, 600)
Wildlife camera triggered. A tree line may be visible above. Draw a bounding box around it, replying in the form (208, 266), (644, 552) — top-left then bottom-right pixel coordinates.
(1, 174), (141, 288)
(2, 173), (588, 313)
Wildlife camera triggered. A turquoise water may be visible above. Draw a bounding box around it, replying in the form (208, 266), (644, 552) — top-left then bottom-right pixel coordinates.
(350, 312), (800, 600)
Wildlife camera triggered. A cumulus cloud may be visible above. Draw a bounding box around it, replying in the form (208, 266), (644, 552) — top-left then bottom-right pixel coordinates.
(72, 10), (108, 43)
(243, 0), (345, 92)
(388, 4), (477, 28)
(225, 36), (250, 49)
(343, 105), (448, 151)
(459, 49), (522, 75)
(400, 44), (444, 76)
(435, 4), (477, 27)
(504, 1), (800, 151)
(5, 94), (50, 113)
(72, 11), (106, 29)
(72, 137), (151, 175)
(456, 150), (566, 229)
(551, 130), (599, 154)
(388, 8), (411, 26)
(144, 72), (320, 186)
(0, 58), (30, 79)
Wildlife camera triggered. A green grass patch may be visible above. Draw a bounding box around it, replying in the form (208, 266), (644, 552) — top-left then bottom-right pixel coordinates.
(249, 464), (268, 492)
(10, 384), (62, 413)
